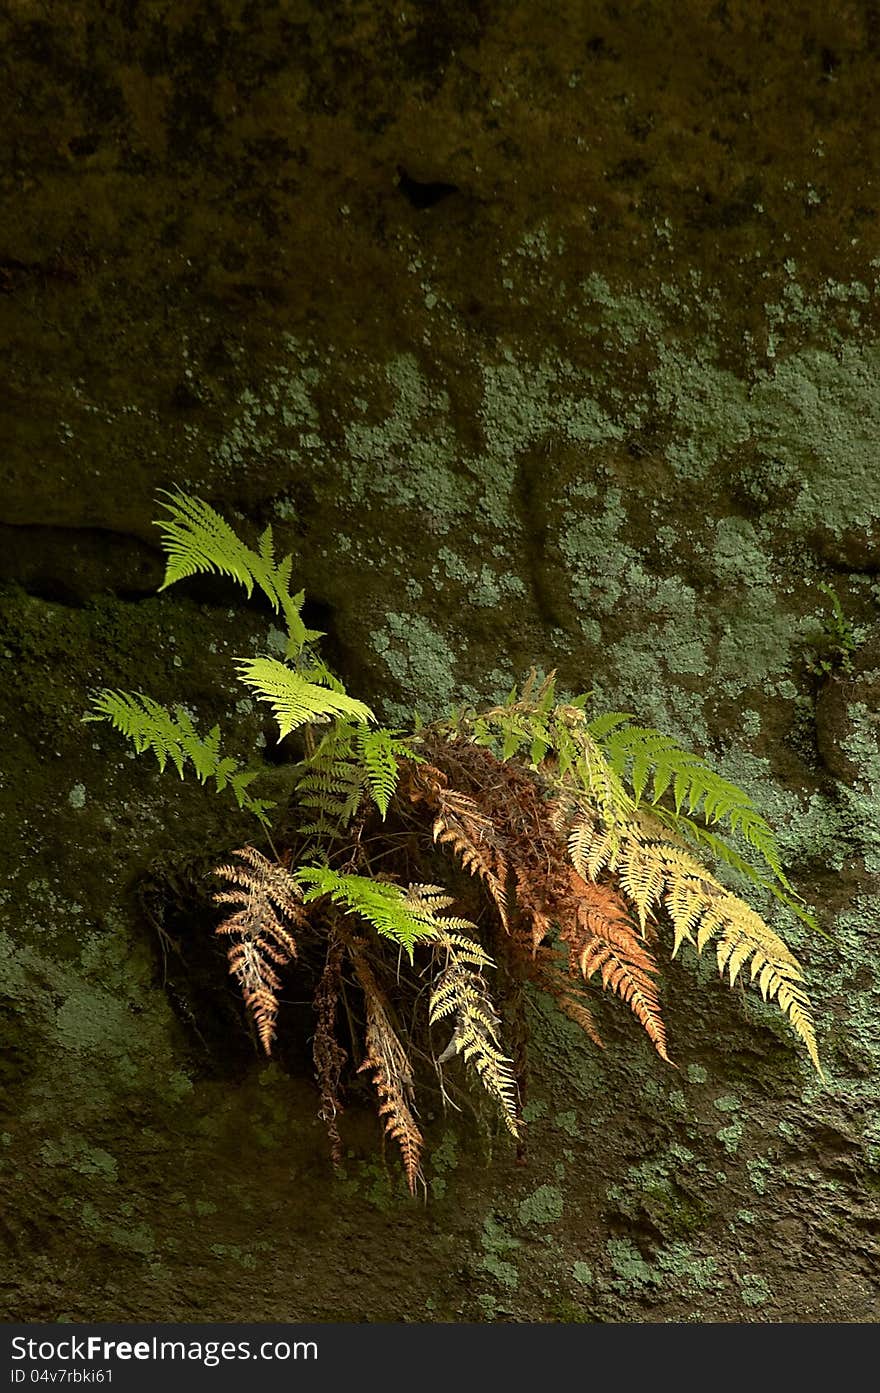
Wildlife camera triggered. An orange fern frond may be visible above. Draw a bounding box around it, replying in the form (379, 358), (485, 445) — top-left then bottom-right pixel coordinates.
(353, 954), (423, 1193)
(213, 846), (302, 1055)
(561, 871), (670, 1063)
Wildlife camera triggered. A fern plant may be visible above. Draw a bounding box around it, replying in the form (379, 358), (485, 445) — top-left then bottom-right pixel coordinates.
(86, 489), (824, 1194)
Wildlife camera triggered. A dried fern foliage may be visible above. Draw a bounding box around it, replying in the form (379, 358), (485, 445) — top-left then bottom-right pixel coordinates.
(88, 491), (825, 1195)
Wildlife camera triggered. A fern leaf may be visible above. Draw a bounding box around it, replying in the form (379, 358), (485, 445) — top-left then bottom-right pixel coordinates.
(567, 809), (597, 881)
(432, 928), (496, 970)
(681, 888), (824, 1077)
(236, 656), (374, 740)
(429, 786), (510, 932)
(353, 955), (423, 1193)
(154, 489), (320, 658)
(558, 993), (605, 1049)
(85, 690), (274, 825)
(354, 727), (419, 818)
(585, 711), (635, 740)
(562, 873), (670, 1062)
(430, 941), (520, 1136)
(155, 489), (265, 597)
(295, 869), (446, 959)
(213, 847), (303, 1054)
(595, 719), (792, 893)
(617, 838), (677, 931)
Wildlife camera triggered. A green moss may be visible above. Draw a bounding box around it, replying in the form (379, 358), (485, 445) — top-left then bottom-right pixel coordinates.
(429, 1131), (460, 1200)
(606, 1238), (662, 1292)
(713, 1095), (742, 1114)
(40, 1136), (118, 1181)
(478, 1215), (521, 1290)
(518, 1184), (564, 1226)
(739, 1273), (772, 1307)
(553, 1110), (583, 1139)
(716, 1122), (744, 1157)
(606, 1145), (712, 1240)
(371, 613), (473, 720)
(80, 1201), (155, 1256)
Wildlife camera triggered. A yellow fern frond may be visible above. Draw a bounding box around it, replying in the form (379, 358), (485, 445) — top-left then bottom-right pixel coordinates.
(430, 955), (520, 1136)
(567, 810), (598, 880)
(618, 842), (668, 931)
(687, 891), (823, 1076)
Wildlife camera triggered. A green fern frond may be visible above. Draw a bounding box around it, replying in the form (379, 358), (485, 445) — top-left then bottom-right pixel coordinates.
(84, 690), (274, 825)
(294, 870), (444, 959)
(296, 726), (366, 836)
(236, 656), (374, 740)
(294, 723), (420, 840)
(594, 720), (793, 893)
(585, 710), (635, 740)
(355, 727), (420, 818)
(154, 489), (319, 657)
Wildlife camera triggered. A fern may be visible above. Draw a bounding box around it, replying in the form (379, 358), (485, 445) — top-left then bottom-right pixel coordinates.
(406, 765), (510, 931)
(562, 872), (670, 1063)
(155, 488), (319, 658)
(213, 847), (303, 1053)
(445, 685), (821, 1078)
(85, 491), (827, 1195)
(430, 947), (521, 1136)
(236, 656), (374, 740)
(294, 869), (460, 959)
(458, 673), (808, 923)
(353, 953), (424, 1193)
(356, 726), (420, 817)
(295, 723), (368, 843)
(85, 691), (275, 825)
(295, 723), (421, 845)
(594, 718), (793, 890)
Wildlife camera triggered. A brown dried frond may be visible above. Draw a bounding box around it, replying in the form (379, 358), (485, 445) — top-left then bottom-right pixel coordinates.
(213, 846), (303, 1055)
(353, 953), (423, 1193)
(413, 744), (586, 962)
(407, 760), (511, 931)
(312, 935), (347, 1168)
(428, 742), (577, 950)
(557, 992), (605, 1049)
(513, 864), (554, 951)
(433, 805), (509, 926)
(560, 870), (670, 1063)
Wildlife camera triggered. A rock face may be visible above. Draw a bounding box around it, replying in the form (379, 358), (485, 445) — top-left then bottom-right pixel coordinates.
(2, 1), (879, 1322)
